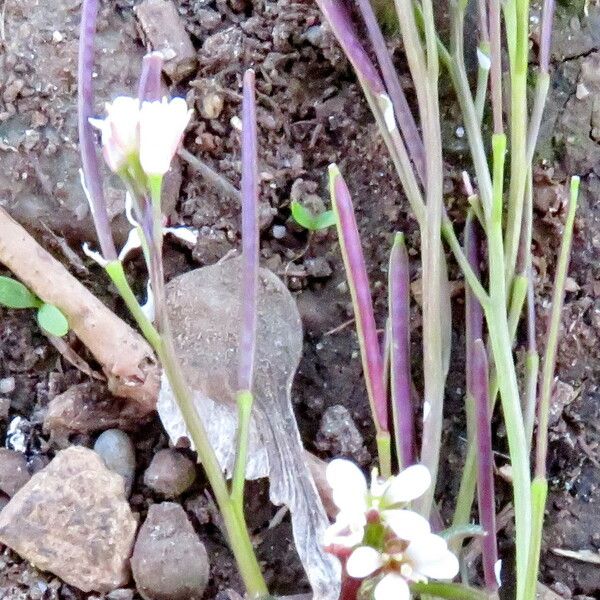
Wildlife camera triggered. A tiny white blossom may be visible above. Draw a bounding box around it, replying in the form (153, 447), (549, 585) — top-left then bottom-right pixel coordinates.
(139, 97), (192, 176)
(90, 96), (140, 172)
(346, 537), (458, 599)
(324, 459), (458, 598)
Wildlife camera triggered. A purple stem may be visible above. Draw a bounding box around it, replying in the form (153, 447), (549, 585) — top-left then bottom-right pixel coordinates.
(465, 213), (483, 393)
(355, 0), (426, 184)
(539, 0), (555, 75)
(389, 232), (414, 467)
(472, 339), (499, 592)
(330, 165), (388, 432)
(237, 70), (259, 393)
(315, 0), (386, 94)
(138, 52), (164, 102)
(77, 0), (117, 261)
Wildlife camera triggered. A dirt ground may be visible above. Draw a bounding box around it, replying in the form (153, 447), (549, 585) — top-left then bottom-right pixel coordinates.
(0, 0), (600, 598)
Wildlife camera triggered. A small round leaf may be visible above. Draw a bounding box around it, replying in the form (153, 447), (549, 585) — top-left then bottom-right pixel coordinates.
(37, 304), (69, 337)
(0, 276), (40, 309)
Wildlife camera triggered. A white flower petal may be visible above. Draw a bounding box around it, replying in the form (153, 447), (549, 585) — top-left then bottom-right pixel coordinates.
(383, 464), (431, 505)
(323, 514), (364, 548)
(82, 242), (108, 268)
(407, 534), (459, 580)
(124, 192), (140, 228)
(139, 97), (192, 176)
(374, 573), (410, 600)
(494, 559), (502, 587)
(118, 227), (143, 262)
(141, 280), (155, 323)
(164, 226), (198, 245)
(326, 459), (368, 514)
(346, 546), (383, 579)
(384, 509), (431, 541)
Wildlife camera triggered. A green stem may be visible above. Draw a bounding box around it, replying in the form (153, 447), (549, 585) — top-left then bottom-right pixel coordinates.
(524, 476), (548, 600)
(108, 180), (268, 597)
(231, 390), (254, 505)
(503, 0), (530, 289)
(105, 261), (161, 350)
(486, 133), (531, 600)
(377, 431), (392, 479)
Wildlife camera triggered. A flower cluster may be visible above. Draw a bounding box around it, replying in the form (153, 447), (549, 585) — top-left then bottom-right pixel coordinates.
(324, 459), (458, 600)
(90, 96), (191, 177)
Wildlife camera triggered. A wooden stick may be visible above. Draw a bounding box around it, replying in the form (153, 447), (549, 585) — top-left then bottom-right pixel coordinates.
(0, 207), (158, 413)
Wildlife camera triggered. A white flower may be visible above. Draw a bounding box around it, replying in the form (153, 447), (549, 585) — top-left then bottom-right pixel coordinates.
(90, 96), (140, 172)
(139, 97), (192, 176)
(346, 535), (459, 600)
(327, 458), (430, 512)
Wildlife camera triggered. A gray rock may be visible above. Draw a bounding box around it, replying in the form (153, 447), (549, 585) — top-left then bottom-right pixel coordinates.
(94, 430), (136, 496)
(131, 502), (209, 600)
(0, 446), (137, 592)
(315, 405), (370, 465)
(144, 449), (196, 498)
(0, 448), (30, 497)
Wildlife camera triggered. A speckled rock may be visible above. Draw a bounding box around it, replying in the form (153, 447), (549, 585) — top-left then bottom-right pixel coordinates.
(0, 446), (137, 592)
(143, 449), (196, 498)
(131, 502), (209, 600)
(94, 429), (136, 496)
(0, 449), (31, 497)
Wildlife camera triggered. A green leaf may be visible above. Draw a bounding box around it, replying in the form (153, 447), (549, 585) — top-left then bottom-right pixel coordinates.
(291, 200), (336, 231)
(0, 276), (40, 309)
(411, 581), (490, 600)
(37, 303), (69, 337)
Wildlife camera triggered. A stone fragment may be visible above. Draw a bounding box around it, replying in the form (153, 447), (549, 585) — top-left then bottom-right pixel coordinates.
(144, 449), (196, 497)
(0, 447), (137, 592)
(0, 449), (30, 497)
(315, 405), (370, 465)
(131, 502), (209, 600)
(44, 382), (152, 439)
(94, 429), (136, 496)
(135, 0), (197, 83)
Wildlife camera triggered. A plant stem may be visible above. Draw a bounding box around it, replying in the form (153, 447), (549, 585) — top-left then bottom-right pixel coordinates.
(503, 0), (530, 289)
(534, 177), (579, 478)
(77, 0), (117, 261)
(486, 133), (530, 600)
(121, 179), (268, 598)
(231, 390), (254, 504)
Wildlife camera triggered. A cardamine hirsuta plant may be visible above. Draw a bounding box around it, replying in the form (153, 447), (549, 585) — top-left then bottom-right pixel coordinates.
(315, 0), (579, 599)
(72, 0), (579, 598)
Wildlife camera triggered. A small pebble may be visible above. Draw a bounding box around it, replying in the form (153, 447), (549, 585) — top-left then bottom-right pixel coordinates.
(94, 429), (136, 496)
(0, 377), (15, 394)
(0, 448), (31, 497)
(131, 502), (210, 600)
(576, 82), (590, 100)
(272, 224), (287, 239)
(144, 449), (196, 497)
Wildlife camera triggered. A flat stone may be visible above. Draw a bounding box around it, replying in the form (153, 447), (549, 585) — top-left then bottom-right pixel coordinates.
(0, 446), (137, 592)
(0, 448), (31, 497)
(143, 449), (196, 498)
(44, 382), (152, 440)
(131, 502), (209, 600)
(135, 0), (197, 83)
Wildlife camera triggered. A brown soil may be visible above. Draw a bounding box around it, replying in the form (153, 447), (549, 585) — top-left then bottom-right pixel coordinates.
(0, 0), (599, 598)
